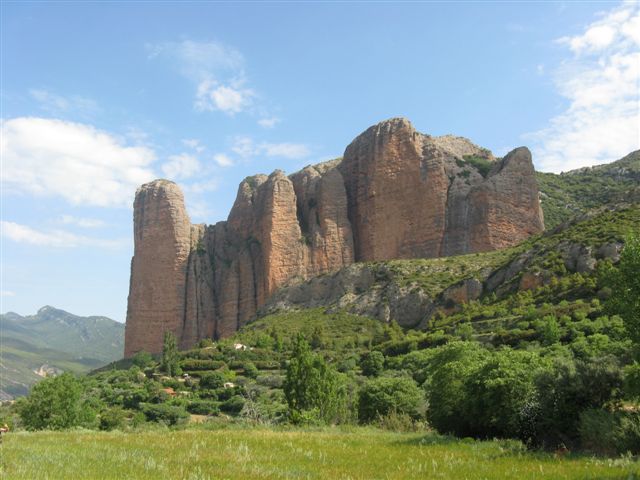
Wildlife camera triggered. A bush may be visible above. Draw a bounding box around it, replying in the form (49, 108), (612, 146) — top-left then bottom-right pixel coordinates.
(187, 400), (220, 416)
(180, 359), (226, 371)
(199, 371), (226, 390)
(132, 351), (154, 368)
(19, 373), (91, 430)
(140, 403), (189, 426)
(220, 396), (245, 415)
(99, 406), (127, 431)
(284, 336), (348, 424)
(242, 362), (259, 379)
(425, 342), (488, 436)
(360, 351), (385, 377)
(579, 409), (640, 455)
(358, 376), (423, 423)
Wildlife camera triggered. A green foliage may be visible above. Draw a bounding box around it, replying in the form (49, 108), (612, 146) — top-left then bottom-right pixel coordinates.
(19, 373), (90, 430)
(140, 403), (189, 426)
(360, 351), (385, 377)
(187, 400), (220, 416)
(161, 331), (180, 377)
(579, 409), (640, 455)
(358, 376), (423, 423)
(538, 152), (640, 228)
(602, 233), (640, 345)
(199, 371), (226, 390)
(99, 406), (127, 431)
(425, 342), (489, 436)
(132, 351), (154, 368)
(462, 154), (493, 178)
(283, 335), (347, 424)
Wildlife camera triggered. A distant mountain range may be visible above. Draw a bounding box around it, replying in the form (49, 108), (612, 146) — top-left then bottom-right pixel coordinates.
(0, 306), (124, 399)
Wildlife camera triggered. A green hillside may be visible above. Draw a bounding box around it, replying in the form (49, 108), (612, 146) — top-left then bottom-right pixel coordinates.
(537, 150), (640, 229)
(0, 306), (124, 399)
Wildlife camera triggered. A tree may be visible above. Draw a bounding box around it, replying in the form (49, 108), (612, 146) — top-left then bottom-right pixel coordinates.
(601, 233), (640, 344)
(283, 335), (347, 424)
(199, 371), (226, 390)
(360, 351), (385, 377)
(132, 350), (154, 368)
(19, 373), (88, 430)
(161, 331), (180, 376)
(357, 376), (423, 423)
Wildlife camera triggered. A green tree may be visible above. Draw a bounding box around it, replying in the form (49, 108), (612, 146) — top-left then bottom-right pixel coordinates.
(161, 331), (180, 376)
(132, 350), (154, 368)
(601, 233), (640, 344)
(19, 373), (88, 430)
(283, 335), (347, 424)
(199, 371), (226, 389)
(360, 351), (385, 377)
(358, 376), (423, 423)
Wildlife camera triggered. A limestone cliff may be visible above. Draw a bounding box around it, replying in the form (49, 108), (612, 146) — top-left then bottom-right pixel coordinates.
(124, 118), (544, 355)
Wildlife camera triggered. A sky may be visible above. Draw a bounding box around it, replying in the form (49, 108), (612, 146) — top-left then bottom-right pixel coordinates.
(1, 1), (639, 322)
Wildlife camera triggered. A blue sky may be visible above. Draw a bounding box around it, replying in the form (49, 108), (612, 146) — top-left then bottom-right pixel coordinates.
(1, 1), (639, 322)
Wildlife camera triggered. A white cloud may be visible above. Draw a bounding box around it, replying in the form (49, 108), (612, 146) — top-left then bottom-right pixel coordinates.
(29, 89), (99, 116)
(261, 142), (310, 159)
(1, 291), (16, 297)
(195, 81), (254, 114)
(530, 3), (640, 172)
(161, 153), (200, 180)
(60, 215), (105, 228)
(182, 138), (205, 153)
(213, 153), (234, 167)
(1, 117), (157, 207)
(230, 136), (310, 160)
(1, 221), (126, 249)
(258, 117), (280, 129)
(149, 40), (257, 116)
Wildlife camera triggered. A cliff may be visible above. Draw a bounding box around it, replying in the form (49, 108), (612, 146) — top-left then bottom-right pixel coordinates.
(124, 118), (544, 356)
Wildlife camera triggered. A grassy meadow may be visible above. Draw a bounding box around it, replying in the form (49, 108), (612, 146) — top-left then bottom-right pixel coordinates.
(1, 427), (638, 480)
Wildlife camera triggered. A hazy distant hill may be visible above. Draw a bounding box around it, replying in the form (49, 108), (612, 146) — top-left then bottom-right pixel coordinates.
(0, 306), (124, 399)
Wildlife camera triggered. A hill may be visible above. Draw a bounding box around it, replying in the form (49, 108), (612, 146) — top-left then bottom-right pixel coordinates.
(0, 306), (124, 399)
(536, 150), (640, 230)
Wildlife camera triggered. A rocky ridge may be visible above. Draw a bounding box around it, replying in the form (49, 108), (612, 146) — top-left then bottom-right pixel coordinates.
(125, 118), (544, 356)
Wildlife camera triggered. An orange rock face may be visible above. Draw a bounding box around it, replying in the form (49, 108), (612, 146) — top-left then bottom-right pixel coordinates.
(124, 118), (544, 356)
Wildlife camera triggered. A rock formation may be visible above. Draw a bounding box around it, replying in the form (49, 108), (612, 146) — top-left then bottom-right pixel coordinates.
(125, 118), (544, 356)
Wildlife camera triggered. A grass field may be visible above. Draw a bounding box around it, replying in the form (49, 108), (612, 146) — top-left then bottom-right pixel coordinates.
(1, 427), (638, 479)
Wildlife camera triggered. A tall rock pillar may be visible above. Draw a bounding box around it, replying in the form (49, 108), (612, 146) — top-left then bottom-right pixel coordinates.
(124, 180), (192, 357)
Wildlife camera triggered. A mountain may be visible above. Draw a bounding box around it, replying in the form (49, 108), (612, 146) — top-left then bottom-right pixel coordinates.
(0, 306), (124, 399)
(125, 118), (544, 356)
(537, 150), (640, 230)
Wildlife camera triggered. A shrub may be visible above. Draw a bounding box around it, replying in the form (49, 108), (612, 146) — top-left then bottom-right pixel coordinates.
(220, 396), (245, 415)
(360, 351), (385, 377)
(19, 373), (90, 430)
(579, 409), (640, 455)
(283, 335), (348, 424)
(199, 371), (226, 390)
(99, 406), (127, 431)
(180, 359), (226, 371)
(140, 403), (189, 426)
(358, 376), (423, 423)
(187, 400), (220, 416)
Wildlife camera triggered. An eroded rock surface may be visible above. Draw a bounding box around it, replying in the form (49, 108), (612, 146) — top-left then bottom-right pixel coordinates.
(125, 118), (544, 355)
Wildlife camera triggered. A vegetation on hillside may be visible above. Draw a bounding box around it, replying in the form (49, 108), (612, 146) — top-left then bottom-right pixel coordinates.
(2, 204), (640, 464)
(536, 150), (639, 229)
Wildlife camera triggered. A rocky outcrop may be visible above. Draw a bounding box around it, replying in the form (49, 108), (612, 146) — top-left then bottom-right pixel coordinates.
(339, 119), (543, 261)
(125, 118), (545, 355)
(124, 181), (192, 357)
